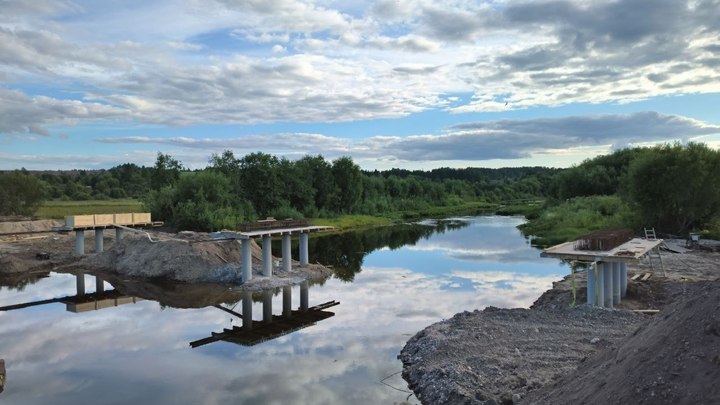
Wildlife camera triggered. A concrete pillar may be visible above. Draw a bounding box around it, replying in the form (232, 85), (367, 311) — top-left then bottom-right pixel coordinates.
(587, 264), (596, 306)
(596, 263), (605, 308)
(96, 277), (105, 294)
(94, 229), (104, 253)
(76, 274), (86, 296)
(262, 235), (272, 277)
(263, 290), (273, 323)
(283, 286), (292, 316)
(620, 262), (628, 297)
(282, 234), (292, 272)
(115, 228), (125, 241)
(242, 291), (253, 330)
(75, 230), (85, 255)
(241, 239), (252, 282)
(299, 232), (309, 267)
(604, 263), (613, 308)
(612, 262), (621, 305)
(300, 280), (309, 311)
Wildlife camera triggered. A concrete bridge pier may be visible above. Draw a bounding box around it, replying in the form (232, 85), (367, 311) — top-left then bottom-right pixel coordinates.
(596, 263), (606, 308)
(76, 274), (86, 296)
(262, 235), (273, 276)
(299, 232), (309, 267)
(612, 262), (621, 305)
(96, 277), (105, 294)
(603, 262), (614, 308)
(115, 228), (125, 241)
(283, 286), (292, 316)
(620, 262), (628, 297)
(75, 230), (85, 255)
(95, 229), (104, 253)
(263, 290), (273, 323)
(241, 239), (252, 282)
(242, 291), (253, 330)
(587, 264), (596, 306)
(300, 281), (309, 311)
(282, 234), (292, 272)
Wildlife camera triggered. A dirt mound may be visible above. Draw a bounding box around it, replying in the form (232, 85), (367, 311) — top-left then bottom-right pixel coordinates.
(399, 306), (645, 405)
(78, 231), (333, 286)
(0, 220), (62, 235)
(523, 281), (720, 405)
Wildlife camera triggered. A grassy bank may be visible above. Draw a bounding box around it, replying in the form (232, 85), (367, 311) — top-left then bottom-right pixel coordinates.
(518, 196), (637, 247)
(311, 201), (499, 230)
(36, 199), (143, 219)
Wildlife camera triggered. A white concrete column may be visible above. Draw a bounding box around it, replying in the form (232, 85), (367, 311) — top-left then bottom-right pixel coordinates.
(96, 277), (105, 294)
(282, 234), (292, 272)
(612, 262), (621, 305)
(95, 229), (104, 253)
(596, 263), (605, 308)
(76, 273), (86, 295)
(262, 235), (272, 277)
(299, 232), (309, 267)
(75, 230), (85, 255)
(587, 264), (596, 306)
(604, 263), (614, 308)
(620, 262), (628, 297)
(242, 291), (253, 330)
(283, 286), (292, 316)
(241, 238), (252, 282)
(263, 290), (273, 323)
(300, 280), (309, 311)
(115, 228), (125, 241)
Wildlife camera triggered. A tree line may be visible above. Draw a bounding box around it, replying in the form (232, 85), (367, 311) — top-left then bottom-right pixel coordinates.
(3, 143), (718, 237)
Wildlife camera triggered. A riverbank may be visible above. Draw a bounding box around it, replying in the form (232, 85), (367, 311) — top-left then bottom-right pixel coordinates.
(400, 244), (720, 404)
(0, 220), (333, 295)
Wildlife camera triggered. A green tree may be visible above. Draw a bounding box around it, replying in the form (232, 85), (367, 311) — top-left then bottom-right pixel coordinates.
(151, 152), (183, 189)
(625, 143), (720, 234)
(331, 156), (363, 213)
(0, 171), (47, 216)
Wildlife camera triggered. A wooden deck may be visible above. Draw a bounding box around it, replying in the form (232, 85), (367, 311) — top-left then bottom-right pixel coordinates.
(542, 237), (663, 263)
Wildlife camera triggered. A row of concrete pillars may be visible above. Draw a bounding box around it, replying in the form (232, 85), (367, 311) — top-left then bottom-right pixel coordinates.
(241, 233), (309, 283)
(242, 281), (309, 330)
(75, 228), (125, 255)
(587, 262), (628, 308)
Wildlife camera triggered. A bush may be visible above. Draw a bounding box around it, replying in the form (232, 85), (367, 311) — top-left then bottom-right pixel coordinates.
(0, 171), (46, 216)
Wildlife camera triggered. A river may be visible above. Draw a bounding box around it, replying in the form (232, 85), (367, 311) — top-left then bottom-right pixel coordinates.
(0, 215), (566, 404)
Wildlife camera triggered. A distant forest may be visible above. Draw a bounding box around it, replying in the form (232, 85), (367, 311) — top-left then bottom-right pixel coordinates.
(2, 143), (719, 238)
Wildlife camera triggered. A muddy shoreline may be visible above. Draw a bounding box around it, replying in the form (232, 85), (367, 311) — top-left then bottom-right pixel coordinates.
(400, 243), (720, 405)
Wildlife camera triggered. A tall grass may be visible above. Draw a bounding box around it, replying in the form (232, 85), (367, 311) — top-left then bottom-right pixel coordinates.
(519, 196), (639, 247)
(36, 199), (143, 219)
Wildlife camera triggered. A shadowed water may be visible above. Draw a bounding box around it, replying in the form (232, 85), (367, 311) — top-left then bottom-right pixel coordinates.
(0, 216), (566, 405)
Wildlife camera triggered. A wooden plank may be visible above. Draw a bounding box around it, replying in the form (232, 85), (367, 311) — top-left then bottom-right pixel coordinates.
(641, 272), (652, 281)
(630, 273), (642, 281)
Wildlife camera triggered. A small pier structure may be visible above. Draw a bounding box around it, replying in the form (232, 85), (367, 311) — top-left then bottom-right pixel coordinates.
(542, 235), (663, 308)
(210, 219), (334, 282)
(60, 213), (162, 255)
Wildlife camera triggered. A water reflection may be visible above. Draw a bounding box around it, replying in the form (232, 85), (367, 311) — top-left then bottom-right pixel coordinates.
(192, 285), (339, 348)
(0, 216), (566, 405)
(280, 218), (470, 281)
(0, 273), (141, 313)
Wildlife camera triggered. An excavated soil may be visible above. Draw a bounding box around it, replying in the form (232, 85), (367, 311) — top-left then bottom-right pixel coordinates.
(400, 247), (720, 405)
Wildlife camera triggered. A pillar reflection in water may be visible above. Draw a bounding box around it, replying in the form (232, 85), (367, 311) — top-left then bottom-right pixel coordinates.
(242, 291), (253, 330)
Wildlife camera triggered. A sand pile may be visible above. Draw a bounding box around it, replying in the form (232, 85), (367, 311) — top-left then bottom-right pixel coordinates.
(0, 220), (62, 234)
(79, 231), (333, 286)
(524, 280), (720, 405)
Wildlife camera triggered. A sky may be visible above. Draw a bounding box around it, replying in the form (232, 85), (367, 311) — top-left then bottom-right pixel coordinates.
(1, 0), (719, 171)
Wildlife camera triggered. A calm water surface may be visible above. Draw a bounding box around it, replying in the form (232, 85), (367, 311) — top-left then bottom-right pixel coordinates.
(0, 216), (566, 405)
